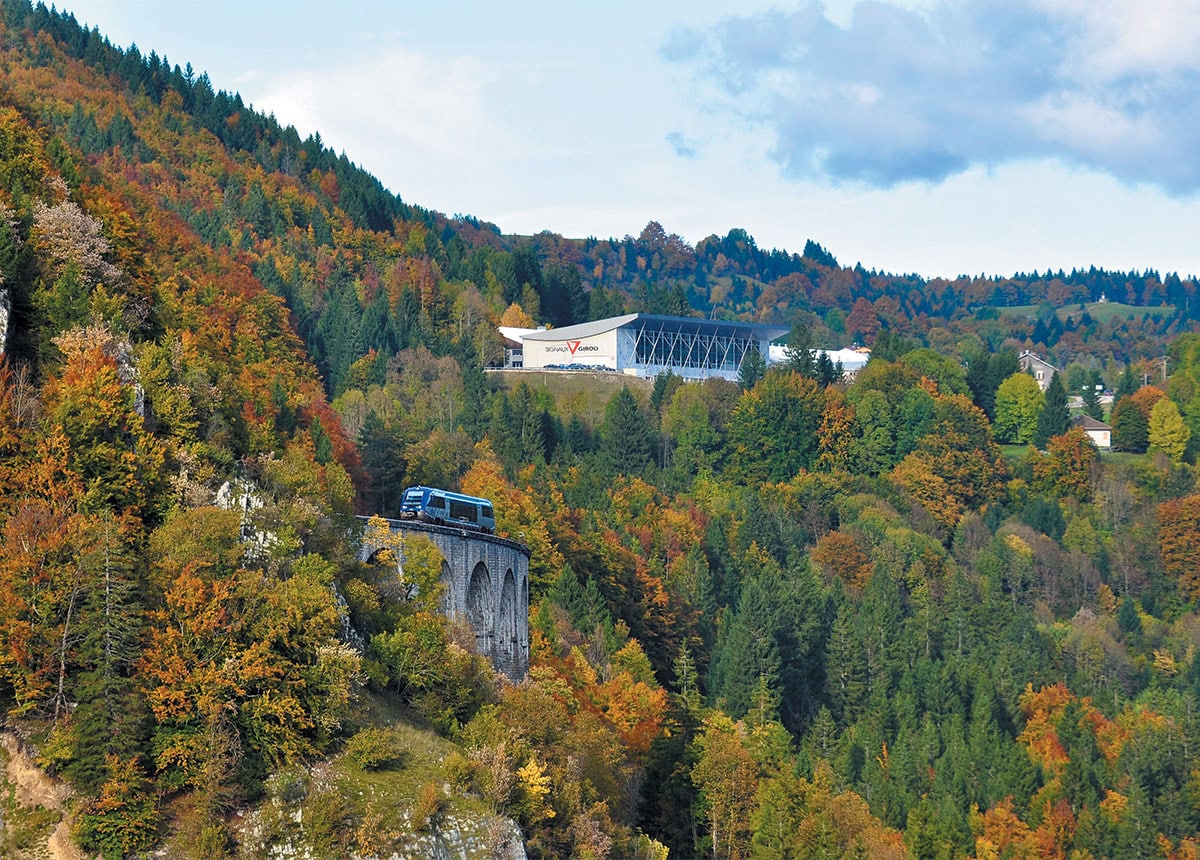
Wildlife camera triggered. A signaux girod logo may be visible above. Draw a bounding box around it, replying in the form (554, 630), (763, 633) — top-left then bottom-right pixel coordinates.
(546, 340), (600, 354)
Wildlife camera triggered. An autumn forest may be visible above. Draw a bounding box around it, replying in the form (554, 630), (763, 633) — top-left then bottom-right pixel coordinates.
(3, 2), (1200, 858)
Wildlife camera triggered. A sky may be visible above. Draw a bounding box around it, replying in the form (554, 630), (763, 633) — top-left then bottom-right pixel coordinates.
(56, 0), (1200, 279)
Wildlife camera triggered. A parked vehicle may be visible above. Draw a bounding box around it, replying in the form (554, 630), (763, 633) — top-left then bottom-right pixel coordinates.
(400, 486), (495, 534)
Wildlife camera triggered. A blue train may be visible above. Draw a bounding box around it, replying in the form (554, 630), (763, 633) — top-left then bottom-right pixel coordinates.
(400, 486), (496, 534)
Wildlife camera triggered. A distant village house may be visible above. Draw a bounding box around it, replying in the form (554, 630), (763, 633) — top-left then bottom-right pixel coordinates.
(1072, 414), (1111, 449)
(1018, 350), (1059, 392)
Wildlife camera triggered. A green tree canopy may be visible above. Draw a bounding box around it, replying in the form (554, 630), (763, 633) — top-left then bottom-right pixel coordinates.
(1111, 397), (1149, 452)
(737, 346), (767, 390)
(1148, 397), (1190, 464)
(600, 386), (656, 474)
(1034, 372), (1069, 447)
(993, 372), (1045, 444)
(728, 370), (824, 483)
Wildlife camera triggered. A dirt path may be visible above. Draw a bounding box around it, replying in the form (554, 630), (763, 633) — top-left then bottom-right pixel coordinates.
(1, 731), (82, 860)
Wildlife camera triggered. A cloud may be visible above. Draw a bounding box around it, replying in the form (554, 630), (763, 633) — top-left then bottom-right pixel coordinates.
(667, 0), (1200, 192)
(252, 47), (503, 180)
(666, 131), (700, 158)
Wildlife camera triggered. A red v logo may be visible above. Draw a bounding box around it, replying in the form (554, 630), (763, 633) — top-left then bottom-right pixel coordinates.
(567, 340), (581, 355)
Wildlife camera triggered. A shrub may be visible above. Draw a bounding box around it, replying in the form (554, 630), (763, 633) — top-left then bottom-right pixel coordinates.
(344, 727), (405, 770)
(412, 782), (448, 832)
(442, 750), (477, 792)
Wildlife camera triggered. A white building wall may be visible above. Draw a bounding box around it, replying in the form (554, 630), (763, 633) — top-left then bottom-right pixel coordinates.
(522, 330), (619, 370)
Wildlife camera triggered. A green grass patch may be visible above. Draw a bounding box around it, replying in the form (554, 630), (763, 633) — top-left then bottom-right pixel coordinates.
(1099, 450), (1150, 466)
(490, 369), (652, 424)
(998, 443), (1034, 464)
(993, 304), (1039, 318)
(1063, 301), (1174, 323)
(990, 301), (1174, 323)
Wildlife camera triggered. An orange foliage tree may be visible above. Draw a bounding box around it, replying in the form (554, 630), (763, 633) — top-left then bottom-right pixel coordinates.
(1158, 494), (1200, 601)
(1031, 426), (1098, 500)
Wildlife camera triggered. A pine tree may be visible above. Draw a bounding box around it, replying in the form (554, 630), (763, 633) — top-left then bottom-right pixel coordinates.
(65, 512), (147, 793)
(825, 603), (867, 726)
(965, 350), (993, 415)
(1111, 397), (1149, 452)
(1081, 377), (1104, 420)
(651, 370), (682, 412)
(1115, 364), (1139, 402)
(816, 351), (837, 387)
(1034, 372), (1069, 447)
(737, 346), (766, 390)
(783, 319), (816, 377)
(599, 386), (654, 474)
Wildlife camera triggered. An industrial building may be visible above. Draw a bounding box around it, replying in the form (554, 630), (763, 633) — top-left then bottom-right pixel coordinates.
(767, 344), (871, 375)
(510, 313), (787, 381)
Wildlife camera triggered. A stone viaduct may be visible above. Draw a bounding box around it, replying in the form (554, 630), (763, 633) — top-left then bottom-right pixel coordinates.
(357, 517), (530, 680)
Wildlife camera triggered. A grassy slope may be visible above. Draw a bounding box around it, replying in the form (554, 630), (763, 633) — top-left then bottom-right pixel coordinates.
(235, 693), (512, 859)
(993, 301), (1175, 322)
(491, 369), (654, 425)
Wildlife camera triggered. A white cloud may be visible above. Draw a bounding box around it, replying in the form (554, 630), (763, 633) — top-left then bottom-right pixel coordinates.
(253, 48), (505, 176)
(668, 0), (1200, 193)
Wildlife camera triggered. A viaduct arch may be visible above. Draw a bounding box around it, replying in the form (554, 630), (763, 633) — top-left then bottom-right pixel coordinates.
(358, 517), (530, 680)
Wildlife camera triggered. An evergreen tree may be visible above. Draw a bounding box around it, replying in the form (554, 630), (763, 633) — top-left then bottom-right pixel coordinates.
(815, 351), (837, 387)
(782, 319), (816, 377)
(737, 346), (766, 390)
(965, 347), (1022, 420)
(965, 350), (992, 415)
(540, 261), (586, 327)
(1115, 364), (1139, 402)
(458, 350), (492, 441)
(650, 371), (682, 412)
(309, 416), (334, 465)
(600, 386), (655, 474)
(561, 414), (595, 458)
(1034, 372), (1069, 447)
(509, 382), (545, 464)
(709, 575), (783, 721)
(825, 603), (867, 726)
(1081, 374), (1104, 420)
(1111, 397), (1149, 452)
(872, 329), (917, 362)
(64, 513), (148, 794)
(358, 413), (407, 516)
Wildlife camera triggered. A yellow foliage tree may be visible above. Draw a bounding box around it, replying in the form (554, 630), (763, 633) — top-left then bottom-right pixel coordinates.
(500, 303), (535, 328)
(516, 754), (556, 824)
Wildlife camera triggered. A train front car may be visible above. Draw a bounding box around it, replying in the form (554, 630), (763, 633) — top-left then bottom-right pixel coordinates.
(399, 485), (434, 521)
(400, 486), (495, 533)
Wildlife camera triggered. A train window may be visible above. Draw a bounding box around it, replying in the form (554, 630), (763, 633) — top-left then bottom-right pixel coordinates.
(481, 504), (494, 519)
(449, 499), (475, 521)
(429, 494), (446, 509)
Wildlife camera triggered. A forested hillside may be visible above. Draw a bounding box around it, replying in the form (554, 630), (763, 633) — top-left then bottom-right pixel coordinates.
(3, 1), (1200, 857)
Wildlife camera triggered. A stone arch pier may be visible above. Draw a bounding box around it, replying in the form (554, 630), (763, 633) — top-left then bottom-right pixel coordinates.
(358, 517), (531, 680)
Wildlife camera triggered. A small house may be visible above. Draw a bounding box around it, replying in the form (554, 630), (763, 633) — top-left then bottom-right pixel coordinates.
(1072, 414), (1111, 449)
(1018, 350), (1059, 392)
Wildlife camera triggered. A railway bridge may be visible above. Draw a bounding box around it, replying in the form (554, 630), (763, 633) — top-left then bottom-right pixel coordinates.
(357, 517), (530, 680)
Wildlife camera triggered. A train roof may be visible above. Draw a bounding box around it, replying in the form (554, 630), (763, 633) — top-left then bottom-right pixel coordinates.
(404, 486), (493, 505)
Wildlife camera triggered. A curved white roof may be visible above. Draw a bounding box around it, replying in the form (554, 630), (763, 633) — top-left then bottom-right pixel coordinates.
(519, 313), (787, 342)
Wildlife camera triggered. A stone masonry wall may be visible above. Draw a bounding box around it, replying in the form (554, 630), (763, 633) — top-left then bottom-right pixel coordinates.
(359, 518), (531, 680)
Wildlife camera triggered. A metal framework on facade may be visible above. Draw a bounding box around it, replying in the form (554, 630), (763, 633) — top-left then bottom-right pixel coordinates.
(622, 319), (760, 375)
